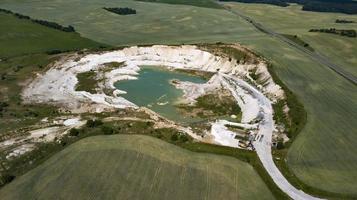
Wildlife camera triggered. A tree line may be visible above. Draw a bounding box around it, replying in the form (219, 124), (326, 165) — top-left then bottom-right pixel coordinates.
(335, 19), (355, 24)
(0, 8), (75, 32)
(103, 7), (137, 15)
(309, 28), (357, 38)
(219, 0), (357, 14)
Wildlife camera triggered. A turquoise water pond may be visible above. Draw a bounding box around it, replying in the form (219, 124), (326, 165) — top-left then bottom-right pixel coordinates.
(114, 66), (207, 123)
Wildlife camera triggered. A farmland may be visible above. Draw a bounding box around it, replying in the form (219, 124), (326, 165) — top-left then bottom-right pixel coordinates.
(0, 0), (356, 198)
(222, 3), (357, 196)
(0, 12), (102, 58)
(0, 0), (259, 46)
(225, 3), (357, 77)
(0, 6), (282, 199)
(0, 135), (274, 200)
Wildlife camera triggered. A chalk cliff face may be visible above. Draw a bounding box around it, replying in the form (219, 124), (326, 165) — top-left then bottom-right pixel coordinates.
(22, 45), (284, 113)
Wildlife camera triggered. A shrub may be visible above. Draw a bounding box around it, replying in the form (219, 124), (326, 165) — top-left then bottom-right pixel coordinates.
(276, 139), (285, 150)
(46, 49), (63, 55)
(0, 174), (15, 186)
(179, 134), (189, 143)
(101, 125), (115, 135)
(86, 119), (103, 128)
(69, 128), (80, 136)
(0, 102), (9, 112)
(171, 134), (178, 141)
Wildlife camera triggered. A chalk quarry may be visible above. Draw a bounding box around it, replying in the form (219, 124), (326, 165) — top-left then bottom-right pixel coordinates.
(16, 44), (325, 199)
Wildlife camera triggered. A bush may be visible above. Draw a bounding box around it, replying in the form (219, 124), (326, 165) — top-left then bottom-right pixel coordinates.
(69, 128), (80, 136)
(276, 139), (284, 150)
(171, 134), (178, 141)
(101, 125), (115, 135)
(46, 49), (63, 55)
(171, 133), (189, 143)
(179, 134), (189, 143)
(0, 174), (15, 186)
(86, 119), (103, 128)
(0, 102), (9, 112)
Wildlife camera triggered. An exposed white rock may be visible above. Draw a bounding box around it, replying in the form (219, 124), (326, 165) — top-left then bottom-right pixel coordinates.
(22, 45), (284, 113)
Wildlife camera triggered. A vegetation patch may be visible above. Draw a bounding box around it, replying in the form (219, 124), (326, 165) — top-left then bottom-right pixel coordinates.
(99, 61), (125, 73)
(0, 8), (75, 32)
(281, 34), (314, 51)
(219, 0), (357, 14)
(335, 19), (355, 24)
(174, 68), (214, 81)
(199, 43), (260, 65)
(103, 7), (137, 15)
(135, 0), (223, 9)
(177, 89), (241, 120)
(75, 71), (98, 94)
(309, 28), (357, 38)
(268, 64), (306, 144)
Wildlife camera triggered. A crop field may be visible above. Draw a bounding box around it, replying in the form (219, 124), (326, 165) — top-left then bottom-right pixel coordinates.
(0, 12), (102, 58)
(222, 3), (357, 196)
(225, 3), (357, 77)
(0, 0), (356, 198)
(0, 0), (260, 46)
(0, 135), (274, 200)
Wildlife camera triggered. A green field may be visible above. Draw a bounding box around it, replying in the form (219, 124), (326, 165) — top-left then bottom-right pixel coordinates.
(225, 3), (357, 77)
(0, 135), (274, 200)
(0, 12), (102, 58)
(0, 0), (357, 197)
(223, 3), (357, 196)
(0, 0), (260, 46)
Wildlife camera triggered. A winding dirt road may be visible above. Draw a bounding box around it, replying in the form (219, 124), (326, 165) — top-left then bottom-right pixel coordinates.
(222, 74), (323, 200)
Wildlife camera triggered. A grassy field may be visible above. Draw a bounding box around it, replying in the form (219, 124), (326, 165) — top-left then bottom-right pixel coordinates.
(225, 3), (357, 77)
(223, 3), (357, 196)
(0, 0), (260, 46)
(0, 12), (102, 58)
(244, 37), (357, 197)
(0, 0), (357, 197)
(0, 135), (275, 200)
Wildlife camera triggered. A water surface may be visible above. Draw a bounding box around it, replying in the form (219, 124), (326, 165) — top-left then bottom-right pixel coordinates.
(115, 66), (207, 123)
